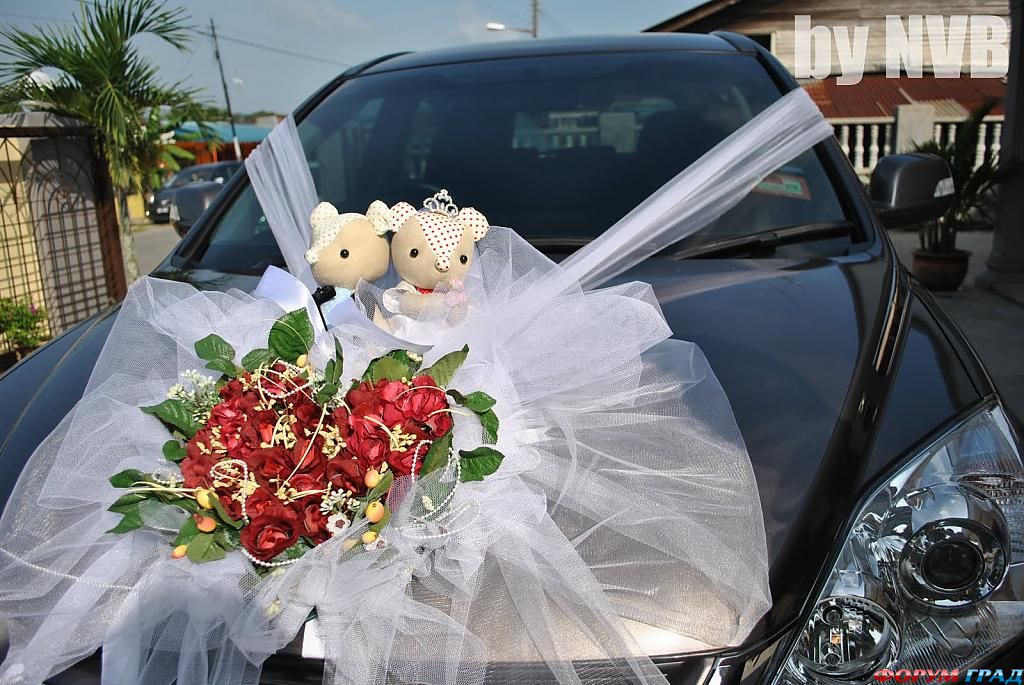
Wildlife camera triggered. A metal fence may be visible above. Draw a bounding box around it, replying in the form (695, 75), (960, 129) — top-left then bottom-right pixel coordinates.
(0, 113), (125, 354)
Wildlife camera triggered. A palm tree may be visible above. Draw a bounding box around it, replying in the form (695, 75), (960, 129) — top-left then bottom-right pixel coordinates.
(0, 0), (209, 282)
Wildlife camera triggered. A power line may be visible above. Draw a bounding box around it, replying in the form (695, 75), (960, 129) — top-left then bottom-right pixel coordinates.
(196, 30), (349, 68)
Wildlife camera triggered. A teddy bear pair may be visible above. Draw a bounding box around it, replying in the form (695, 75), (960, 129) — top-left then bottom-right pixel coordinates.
(304, 190), (489, 326)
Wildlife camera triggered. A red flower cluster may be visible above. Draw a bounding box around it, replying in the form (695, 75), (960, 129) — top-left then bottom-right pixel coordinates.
(180, 369), (452, 562)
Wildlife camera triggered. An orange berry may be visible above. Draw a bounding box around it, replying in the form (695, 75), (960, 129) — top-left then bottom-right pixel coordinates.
(365, 501), (386, 523)
(195, 515), (217, 533)
(361, 531), (378, 544)
(195, 489), (215, 510)
(363, 469), (380, 489)
(296, 354), (308, 368)
(171, 545), (188, 559)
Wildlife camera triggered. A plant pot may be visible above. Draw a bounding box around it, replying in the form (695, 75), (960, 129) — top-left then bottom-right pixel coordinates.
(911, 249), (971, 291)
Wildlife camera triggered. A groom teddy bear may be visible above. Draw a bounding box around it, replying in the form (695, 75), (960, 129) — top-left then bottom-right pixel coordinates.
(304, 200), (392, 319)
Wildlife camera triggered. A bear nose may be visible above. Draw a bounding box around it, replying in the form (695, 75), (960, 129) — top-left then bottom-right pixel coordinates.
(435, 259), (450, 273)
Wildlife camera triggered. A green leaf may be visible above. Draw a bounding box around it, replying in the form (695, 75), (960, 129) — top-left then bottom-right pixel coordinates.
(459, 446), (505, 482)
(333, 338), (345, 378)
(186, 533), (226, 563)
(214, 526), (241, 550)
(420, 432), (453, 477)
(162, 439), (187, 463)
(170, 498), (200, 514)
(283, 539), (313, 560)
(241, 347), (276, 371)
(205, 358), (238, 378)
(173, 516), (199, 546)
(194, 333), (235, 362)
(478, 409), (499, 444)
(315, 382), (338, 405)
(107, 510), (144, 534)
(268, 308), (314, 363)
(140, 399), (200, 439)
(209, 495), (243, 530)
(364, 355), (410, 383)
(109, 468), (147, 488)
(108, 493), (146, 513)
(365, 469), (394, 503)
(447, 389), (496, 413)
(422, 345), (469, 387)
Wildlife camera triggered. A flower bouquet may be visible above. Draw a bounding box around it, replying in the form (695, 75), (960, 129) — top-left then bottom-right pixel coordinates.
(106, 307), (504, 568)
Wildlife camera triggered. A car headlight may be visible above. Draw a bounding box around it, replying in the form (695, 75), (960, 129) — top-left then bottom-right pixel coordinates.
(776, 403), (1024, 683)
(169, 203), (179, 222)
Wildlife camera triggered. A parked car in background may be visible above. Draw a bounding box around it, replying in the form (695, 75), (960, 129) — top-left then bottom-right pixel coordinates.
(169, 179), (229, 237)
(145, 160), (241, 225)
(3, 34), (1024, 683)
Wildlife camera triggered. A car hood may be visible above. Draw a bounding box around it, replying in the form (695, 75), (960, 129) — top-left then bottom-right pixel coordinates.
(0, 249), (980, 658)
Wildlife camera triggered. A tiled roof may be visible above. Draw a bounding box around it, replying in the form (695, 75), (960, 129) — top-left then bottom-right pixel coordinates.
(802, 74), (1006, 119)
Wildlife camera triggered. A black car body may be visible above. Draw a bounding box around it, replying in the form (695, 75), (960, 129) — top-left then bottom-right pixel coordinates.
(3, 34), (1023, 684)
(145, 160), (241, 224)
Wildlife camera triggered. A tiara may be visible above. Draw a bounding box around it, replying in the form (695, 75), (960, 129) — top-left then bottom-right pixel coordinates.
(423, 189), (459, 217)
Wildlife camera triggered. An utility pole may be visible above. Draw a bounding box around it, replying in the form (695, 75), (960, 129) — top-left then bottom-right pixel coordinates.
(209, 18), (242, 160)
(531, 0), (539, 38)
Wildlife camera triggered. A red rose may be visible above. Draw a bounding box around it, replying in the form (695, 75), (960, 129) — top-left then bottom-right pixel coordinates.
(326, 458), (366, 495)
(386, 421), (431, 476)
(345, 431), (390, 471)
(295, 500), (329, 543)
(219, 377), (246, 402)
(249, 445), (325, 482)
(242, 486), (279, 519)
(239, 504), (300, 561)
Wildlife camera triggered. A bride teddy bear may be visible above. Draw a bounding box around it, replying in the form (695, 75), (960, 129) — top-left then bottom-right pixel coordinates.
(377, 190), (489, 331)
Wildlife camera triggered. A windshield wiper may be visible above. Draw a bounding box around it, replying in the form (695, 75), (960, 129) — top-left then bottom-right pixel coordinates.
(529, 237), (592, 251)
(671, 221), (857, 260)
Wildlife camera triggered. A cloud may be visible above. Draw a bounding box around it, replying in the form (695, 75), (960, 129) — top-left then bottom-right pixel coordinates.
(259, 0), (369, 35)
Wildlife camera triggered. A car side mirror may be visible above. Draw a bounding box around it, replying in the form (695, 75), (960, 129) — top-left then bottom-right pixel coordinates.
(869, 153), (954, 228)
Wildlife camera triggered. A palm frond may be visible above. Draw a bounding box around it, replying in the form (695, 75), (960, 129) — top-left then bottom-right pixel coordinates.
(0, 0), (211, 194)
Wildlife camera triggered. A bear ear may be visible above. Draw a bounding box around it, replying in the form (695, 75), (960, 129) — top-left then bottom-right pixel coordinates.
(365, 200), (392, 236)
(307, 202), (341, 264)
(310, 201), (340, 232)
(458, 207), (489, 241)
(388, 202), (417, 233)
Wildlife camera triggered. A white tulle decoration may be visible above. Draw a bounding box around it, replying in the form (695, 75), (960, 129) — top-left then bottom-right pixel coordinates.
(0, 88), (834, 685)
(244, 115), (318, 290)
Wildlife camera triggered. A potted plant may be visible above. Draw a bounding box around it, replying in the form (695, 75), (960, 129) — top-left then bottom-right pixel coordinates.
(0, 298), (48, 372)
(911, 99), (1006, 291)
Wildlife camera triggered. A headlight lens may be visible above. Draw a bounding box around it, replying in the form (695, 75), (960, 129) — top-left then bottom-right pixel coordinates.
(777, 404), (1024, 683)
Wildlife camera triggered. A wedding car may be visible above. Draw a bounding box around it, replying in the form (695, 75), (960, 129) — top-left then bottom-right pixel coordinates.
(2, 33), (1023, 684)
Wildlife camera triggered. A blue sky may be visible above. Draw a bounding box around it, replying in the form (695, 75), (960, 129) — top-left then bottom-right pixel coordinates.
(1, 0), (697, 113)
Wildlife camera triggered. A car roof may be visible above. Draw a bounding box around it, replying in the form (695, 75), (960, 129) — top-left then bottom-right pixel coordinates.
(358, 33), (744, 75)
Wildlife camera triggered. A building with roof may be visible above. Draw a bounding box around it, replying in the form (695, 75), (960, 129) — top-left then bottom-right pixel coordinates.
(646, 0), (1010, 177)
(171, 121), (272, 164)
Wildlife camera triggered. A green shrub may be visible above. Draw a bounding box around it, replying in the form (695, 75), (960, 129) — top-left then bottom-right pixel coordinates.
(0, 298), (48, 355)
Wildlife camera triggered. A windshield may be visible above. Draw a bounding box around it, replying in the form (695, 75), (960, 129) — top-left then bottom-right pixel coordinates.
(185, 51), (848, 275)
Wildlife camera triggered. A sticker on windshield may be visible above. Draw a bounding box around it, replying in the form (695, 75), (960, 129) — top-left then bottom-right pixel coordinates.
(754, 172), (811, 200)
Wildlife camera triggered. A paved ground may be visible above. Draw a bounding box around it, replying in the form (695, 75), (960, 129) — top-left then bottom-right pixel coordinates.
(130, 222), (1023, 421)
(133, 221), (181, 276)
(888, 229), (1024, 423)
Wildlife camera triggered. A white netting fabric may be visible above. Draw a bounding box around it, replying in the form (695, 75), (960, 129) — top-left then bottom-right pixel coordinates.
(0, 233), (765, 685)
(0, 88), (834, 685)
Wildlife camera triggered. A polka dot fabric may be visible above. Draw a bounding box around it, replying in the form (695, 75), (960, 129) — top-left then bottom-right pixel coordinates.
(415, 214), (470, 271)
(457, 207), (490, 241)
